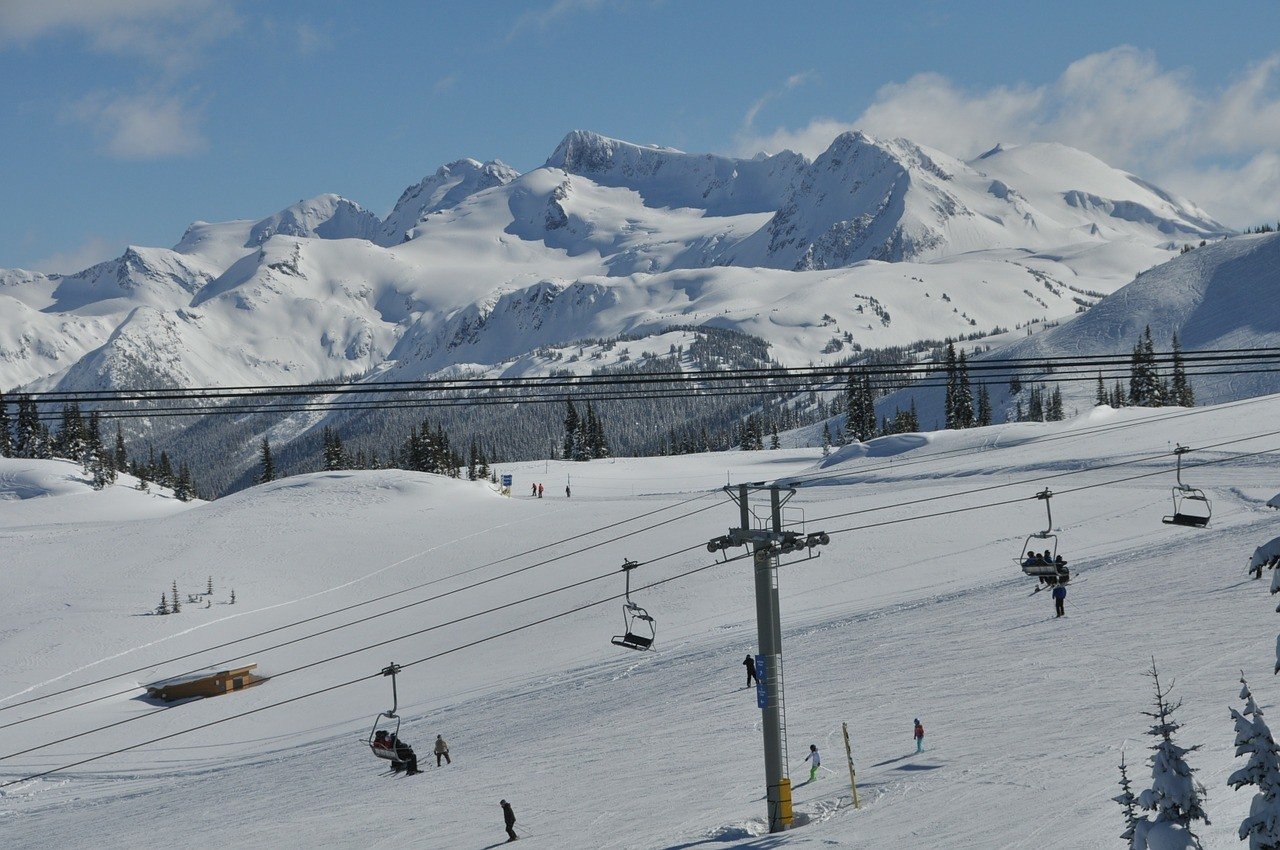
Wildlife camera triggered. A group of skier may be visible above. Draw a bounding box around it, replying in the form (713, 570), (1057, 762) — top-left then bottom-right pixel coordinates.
(743, 654), (928, 782)
(372, 732), (450, 776)
(529, 482), (571, 498)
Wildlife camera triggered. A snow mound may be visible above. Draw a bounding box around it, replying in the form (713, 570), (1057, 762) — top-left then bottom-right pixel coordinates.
(0, 457), (195, 529)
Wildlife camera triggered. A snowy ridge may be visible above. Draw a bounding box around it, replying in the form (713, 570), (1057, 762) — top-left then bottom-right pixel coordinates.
(0, 128), (1237, 407)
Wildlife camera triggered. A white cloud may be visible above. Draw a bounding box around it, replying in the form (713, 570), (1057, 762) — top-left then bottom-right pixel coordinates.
(26, 235), (119, 275)
(504, 0), (608, 43)
(743, 71), (815, 129)
(734, 46), (1280, 227)
(65, 91), (207, 159)
(0, 0), (237, 72)
(434, 74), (458, 95)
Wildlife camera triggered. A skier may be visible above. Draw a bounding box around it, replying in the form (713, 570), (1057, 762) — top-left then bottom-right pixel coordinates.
(537, 483), (544, 498)
(391, 734), (421, 775)
(565, 484), (571, 498)
(1051, 582), (1066, 618)
(804, 744), (821, 782)
(913, 718), (925, 753)
(500, 799), (518, 842)
(743, 654), (757, 688)
(531, 483), (537, 497)
(434, 734), (451, 766)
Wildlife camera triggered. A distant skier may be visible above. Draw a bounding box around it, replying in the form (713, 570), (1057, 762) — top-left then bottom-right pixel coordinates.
(804, 744), (821, 781)
(1052, 583), (1066, 617)
(913, 719), (925, 753)
(531, 483), (537, 497)
(434, 734), (451, 766)
(743, 654), (757, 688)
(565, 484), (571, 498)
(537, 483), (544, 498)
(500, 799), (518, 842)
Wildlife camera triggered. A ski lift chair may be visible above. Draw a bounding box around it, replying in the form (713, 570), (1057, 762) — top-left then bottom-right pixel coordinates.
(1018, 489), (1070, 587)
(1162, 446), (1211, 528)
(611, 560), (656, 651)
(366, 663), (405, 768)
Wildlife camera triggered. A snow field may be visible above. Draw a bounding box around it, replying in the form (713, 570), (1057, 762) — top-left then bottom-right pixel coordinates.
(3, 398), (1280, 846)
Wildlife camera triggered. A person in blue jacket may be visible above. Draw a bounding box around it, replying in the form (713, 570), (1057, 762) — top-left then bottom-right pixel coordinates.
(1051, 583), (1066, 617)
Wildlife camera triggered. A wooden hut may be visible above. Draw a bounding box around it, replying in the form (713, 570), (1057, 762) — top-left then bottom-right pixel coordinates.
(145, 663), (260, 701)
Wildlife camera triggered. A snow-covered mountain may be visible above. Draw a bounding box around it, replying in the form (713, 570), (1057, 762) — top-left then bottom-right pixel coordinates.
(0, 129), (1234, 401)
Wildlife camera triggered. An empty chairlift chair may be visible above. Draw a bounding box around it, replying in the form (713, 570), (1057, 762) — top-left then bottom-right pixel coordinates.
(611, 559), (656, 651)
(1162, 445), (1212, 528)
(1018, 488), (1070, 587)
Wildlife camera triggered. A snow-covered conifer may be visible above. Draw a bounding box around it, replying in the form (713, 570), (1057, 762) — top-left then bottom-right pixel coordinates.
(1228, 674), (1280, 848)
(1131, 659), (1209, 850)
(171, 581), (181, 613)
(259, 437), (275, 483)
(1115, 753), (1138, 848)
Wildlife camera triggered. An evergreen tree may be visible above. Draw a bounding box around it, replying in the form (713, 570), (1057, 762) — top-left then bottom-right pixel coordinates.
(563, 401), (581, 461)
(1131, 660), (1210, 850)
(943, 342), (959, 428)
(1009, 375), (1023, 396)
(53, 403), (85, 459)
(259, 436), (275, 483)
(113, 424), (128, 473)
(1028, 386), (1045, 422)
(171, 581), (181, 614)
(976, 383), (992, 427)
(1047, 385), (1065, 421)
(322, 426), (348, 471)
(174, 463), (194, 501)
(0, 391), (11, 458)
(769, 424), (780, 450)
(1014, 400), (1024, 422)
(468, 439), (479, 480)
(1115, 753), (1139, 849)
(158, 592), (169, 615)
(1096, 372), (1108, 406)
(844, 369), (876, 442)
(821, 424), (832, 457)
(1229, 674), (1280, 849)
(157, 451), (174, 488)
(953, 350), (975, 428)
(1112, 381), (1127, 408)
(14, 396), (48, 459)
(230, 588), (236, 605)
(1129, 326), (1164, 407)
(207, 576), (214, 596)
(1169, 333), (1194, 408)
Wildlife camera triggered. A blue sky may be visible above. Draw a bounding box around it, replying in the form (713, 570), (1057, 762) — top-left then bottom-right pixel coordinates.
(2, 0), (1278, 271)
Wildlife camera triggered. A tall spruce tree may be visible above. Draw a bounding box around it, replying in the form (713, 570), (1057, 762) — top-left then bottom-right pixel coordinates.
(1096, 372), (1108, 406)
(0, 392), (10, 458)
(976, 383), (992, 427)
(1129, 326), (1164, 407)
(259, 437), (275, 483)
(1169, 333), (1194, 408)
(113, 424), (128, 472)
(953, 350), (975, 428)
(943, 342), (959, 428)
(563, 401), (581, 461)
(844, 369), (876, 442)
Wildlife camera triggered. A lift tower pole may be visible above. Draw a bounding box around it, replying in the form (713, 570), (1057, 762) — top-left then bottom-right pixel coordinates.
(709, 484), (829, 833)
(746, 484), (791, 832)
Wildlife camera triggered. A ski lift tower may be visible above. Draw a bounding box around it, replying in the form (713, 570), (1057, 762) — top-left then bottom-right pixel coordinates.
(707, 483), (830, 833)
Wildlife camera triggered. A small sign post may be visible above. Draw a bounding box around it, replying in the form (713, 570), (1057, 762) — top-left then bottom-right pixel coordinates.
(755, 654), (768, 709)
(842, 721), (860, 809)
(500, 474), (513, 496)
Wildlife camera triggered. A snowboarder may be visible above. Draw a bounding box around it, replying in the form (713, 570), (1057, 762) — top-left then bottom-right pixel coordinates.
(391, 734), (421, 775)
(537, 483), (544, 498)
(434, 734), (450, 766)
(743, 654), (757, 688)
(804, 744), (821, 781)
(913, 719), (925, 753)
(565, 484), (571, 498)
(500, 799), (518, 842)
(1051, 583), (1066, 618)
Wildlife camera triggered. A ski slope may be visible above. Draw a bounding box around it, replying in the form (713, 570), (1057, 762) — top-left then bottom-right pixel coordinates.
(3, 398), (1280, 847)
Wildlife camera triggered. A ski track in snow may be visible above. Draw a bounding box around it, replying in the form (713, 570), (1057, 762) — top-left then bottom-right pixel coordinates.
(3, 405), (1280, 846)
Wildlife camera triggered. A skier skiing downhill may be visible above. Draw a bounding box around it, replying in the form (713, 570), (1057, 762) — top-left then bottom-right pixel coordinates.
(804, 744), (821, 781)
(500, 800), (518, 842)
(914, 719), (925, 753)
(1051, 583), (1066, 617)
(743, 654), (757, 688)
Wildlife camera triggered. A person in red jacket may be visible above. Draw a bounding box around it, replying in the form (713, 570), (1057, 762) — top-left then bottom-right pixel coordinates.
(914, 718), (925, 753)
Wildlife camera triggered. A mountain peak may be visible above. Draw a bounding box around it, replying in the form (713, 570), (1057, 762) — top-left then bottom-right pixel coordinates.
(377, 158), (519, 246)
(248, 194), (381, 246)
